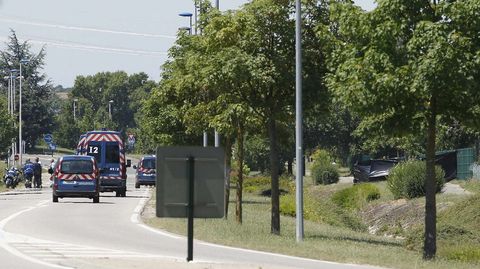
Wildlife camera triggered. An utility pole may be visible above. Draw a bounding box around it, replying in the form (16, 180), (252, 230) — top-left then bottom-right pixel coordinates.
(295, 0), (304, 242)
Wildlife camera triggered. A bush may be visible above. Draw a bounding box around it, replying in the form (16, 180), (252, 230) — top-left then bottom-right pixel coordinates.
(387, 160), (445, 199)
(332, 183), (381, 210)
(312, 163), (339, 185)
(310, 149), (339, 185)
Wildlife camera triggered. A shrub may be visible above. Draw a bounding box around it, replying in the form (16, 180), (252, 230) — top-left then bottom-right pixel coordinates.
(387, 160), (445, 199)
(310, 149), (339, 185)
(312, 163), (339, 185)
(332, 183), (381, 210)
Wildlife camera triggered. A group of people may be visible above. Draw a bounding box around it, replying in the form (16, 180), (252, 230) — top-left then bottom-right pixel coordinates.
(23, 157), (56, 188)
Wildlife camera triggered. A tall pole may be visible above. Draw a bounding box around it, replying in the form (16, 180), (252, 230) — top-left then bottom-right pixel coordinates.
(6, 75), (11, 167)
(108, 101), (113, 120)
(214, 0), (220, 148)
(19, 63), (23, 166)
(194, 1), (198, 35)
(73, 99), (77, 121)
(295, 0), (304, 242)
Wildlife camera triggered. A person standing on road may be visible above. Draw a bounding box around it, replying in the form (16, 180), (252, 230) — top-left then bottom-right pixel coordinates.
(33, 157), (42, 188)
(48, 159), (56, 187)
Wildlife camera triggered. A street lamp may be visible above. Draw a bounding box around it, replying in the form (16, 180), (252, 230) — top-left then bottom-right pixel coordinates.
(108, 100), (114, 120)
(295, 0), (304, 242)
(9, 69), (18, 166)
(179, 12), (193, 35)
(73, 98), (78, 121)
(179, 11), (208, 146)
(19, 59), (29, 165)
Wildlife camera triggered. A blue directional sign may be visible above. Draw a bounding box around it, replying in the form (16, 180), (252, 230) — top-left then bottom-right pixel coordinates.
(44, 134), (53, 143)
(48, 143), (57, 151)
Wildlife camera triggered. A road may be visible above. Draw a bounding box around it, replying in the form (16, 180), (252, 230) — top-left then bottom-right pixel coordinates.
(0, 155), (381, 269)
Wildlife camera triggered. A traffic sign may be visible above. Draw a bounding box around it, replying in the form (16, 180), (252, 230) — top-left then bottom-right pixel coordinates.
(48, 143), (57, 151)
(14, 154), (19, 161)
(44, 134), (53, 143)
(128, 134), (136, 144)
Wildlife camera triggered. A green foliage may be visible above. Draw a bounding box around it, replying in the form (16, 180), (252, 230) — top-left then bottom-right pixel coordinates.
(312, 164), (339, 185)
(311, 149), (339, 185)
(0, 30), (54, 148)
(332, 183), (381, 210)
(0, 97), (15, 155)
(54, 71), (156, 149)
(388, 160), (445, 199)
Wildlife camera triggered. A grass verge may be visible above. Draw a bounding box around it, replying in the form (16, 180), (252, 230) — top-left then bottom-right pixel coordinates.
(142, 187), (477, 269)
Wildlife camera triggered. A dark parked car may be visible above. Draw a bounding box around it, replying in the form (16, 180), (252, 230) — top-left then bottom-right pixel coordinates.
(353, 159), (398, 183)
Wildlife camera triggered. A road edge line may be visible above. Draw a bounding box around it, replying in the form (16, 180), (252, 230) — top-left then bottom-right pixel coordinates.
(0, 201), (73, 269)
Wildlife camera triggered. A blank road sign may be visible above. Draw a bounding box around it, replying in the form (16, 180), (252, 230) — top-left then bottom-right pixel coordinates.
(156, 146), (225, 218)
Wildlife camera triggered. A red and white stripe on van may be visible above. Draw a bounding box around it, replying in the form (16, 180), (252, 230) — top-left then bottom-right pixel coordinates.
(54, 158), (98, 180)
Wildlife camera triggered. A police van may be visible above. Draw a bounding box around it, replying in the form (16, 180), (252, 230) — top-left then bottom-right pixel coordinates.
(52, 155), (100, 203)
(79, 130), (130, 197)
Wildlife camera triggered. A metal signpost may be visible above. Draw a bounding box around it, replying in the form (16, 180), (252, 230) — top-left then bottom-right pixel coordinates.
(156, 146), (225, 261)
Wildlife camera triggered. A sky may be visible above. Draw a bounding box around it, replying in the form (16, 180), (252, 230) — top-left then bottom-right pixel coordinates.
(0, 0), (376, 87)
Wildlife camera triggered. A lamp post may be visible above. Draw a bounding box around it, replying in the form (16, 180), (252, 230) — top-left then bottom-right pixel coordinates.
(9, 69), (18, 166)
(179, 12), (193, 35)
(179, 11), (208, 147)
(19, 59), (29, 165)
(295, 0), (304, 242)
(73, 98), (78, 121)
(4, 75), (11, 167)
(108, 100), (114, 120)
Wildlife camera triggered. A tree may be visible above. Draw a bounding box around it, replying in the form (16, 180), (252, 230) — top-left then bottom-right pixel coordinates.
(53, 71), (156, 149)
(0, 30), (54, 149)
(0, 97), (15, 155)
(328, 0), (480, 259)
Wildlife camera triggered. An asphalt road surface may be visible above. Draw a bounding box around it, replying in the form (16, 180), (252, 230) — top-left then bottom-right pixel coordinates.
(0, 155), (381, 269)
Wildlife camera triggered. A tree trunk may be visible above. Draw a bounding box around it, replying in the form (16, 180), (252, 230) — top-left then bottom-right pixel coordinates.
(424, 98), (437, 260)
(235, 123), (245, 224)
(224, 136), (232, 219)
(268, 118), (280, 235)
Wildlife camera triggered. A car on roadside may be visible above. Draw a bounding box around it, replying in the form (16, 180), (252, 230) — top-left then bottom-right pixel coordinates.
(52, 155), (100, 203)
(133, 156), (156, 188)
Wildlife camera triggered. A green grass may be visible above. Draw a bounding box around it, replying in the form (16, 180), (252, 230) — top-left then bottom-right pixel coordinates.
(405, 194), (480, 264)
(143, 185), (478, 269)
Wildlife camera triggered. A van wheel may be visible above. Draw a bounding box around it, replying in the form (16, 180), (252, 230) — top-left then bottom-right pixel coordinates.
(135, 183), (140, 189)
(115, 192), (120, 197)
(53, 195), (58, 203)
(93, 196), (99, 203)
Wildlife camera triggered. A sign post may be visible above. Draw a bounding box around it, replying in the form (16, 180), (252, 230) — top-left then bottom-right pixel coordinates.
(156, 146), (225, 261)
(186, 156), (194, 262)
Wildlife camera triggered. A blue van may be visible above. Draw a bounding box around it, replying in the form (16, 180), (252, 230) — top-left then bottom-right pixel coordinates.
(133, 156), (156, 188)
(79, 131), (130, 197)
(52, 155), (99, 203)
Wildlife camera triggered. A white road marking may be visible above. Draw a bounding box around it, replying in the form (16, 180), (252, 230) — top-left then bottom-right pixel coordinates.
(132, 189), (378, 269)
(0, 201), (72, 269)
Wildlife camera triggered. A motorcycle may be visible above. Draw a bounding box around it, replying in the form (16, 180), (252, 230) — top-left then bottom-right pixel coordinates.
(3, 167), (20, 188)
